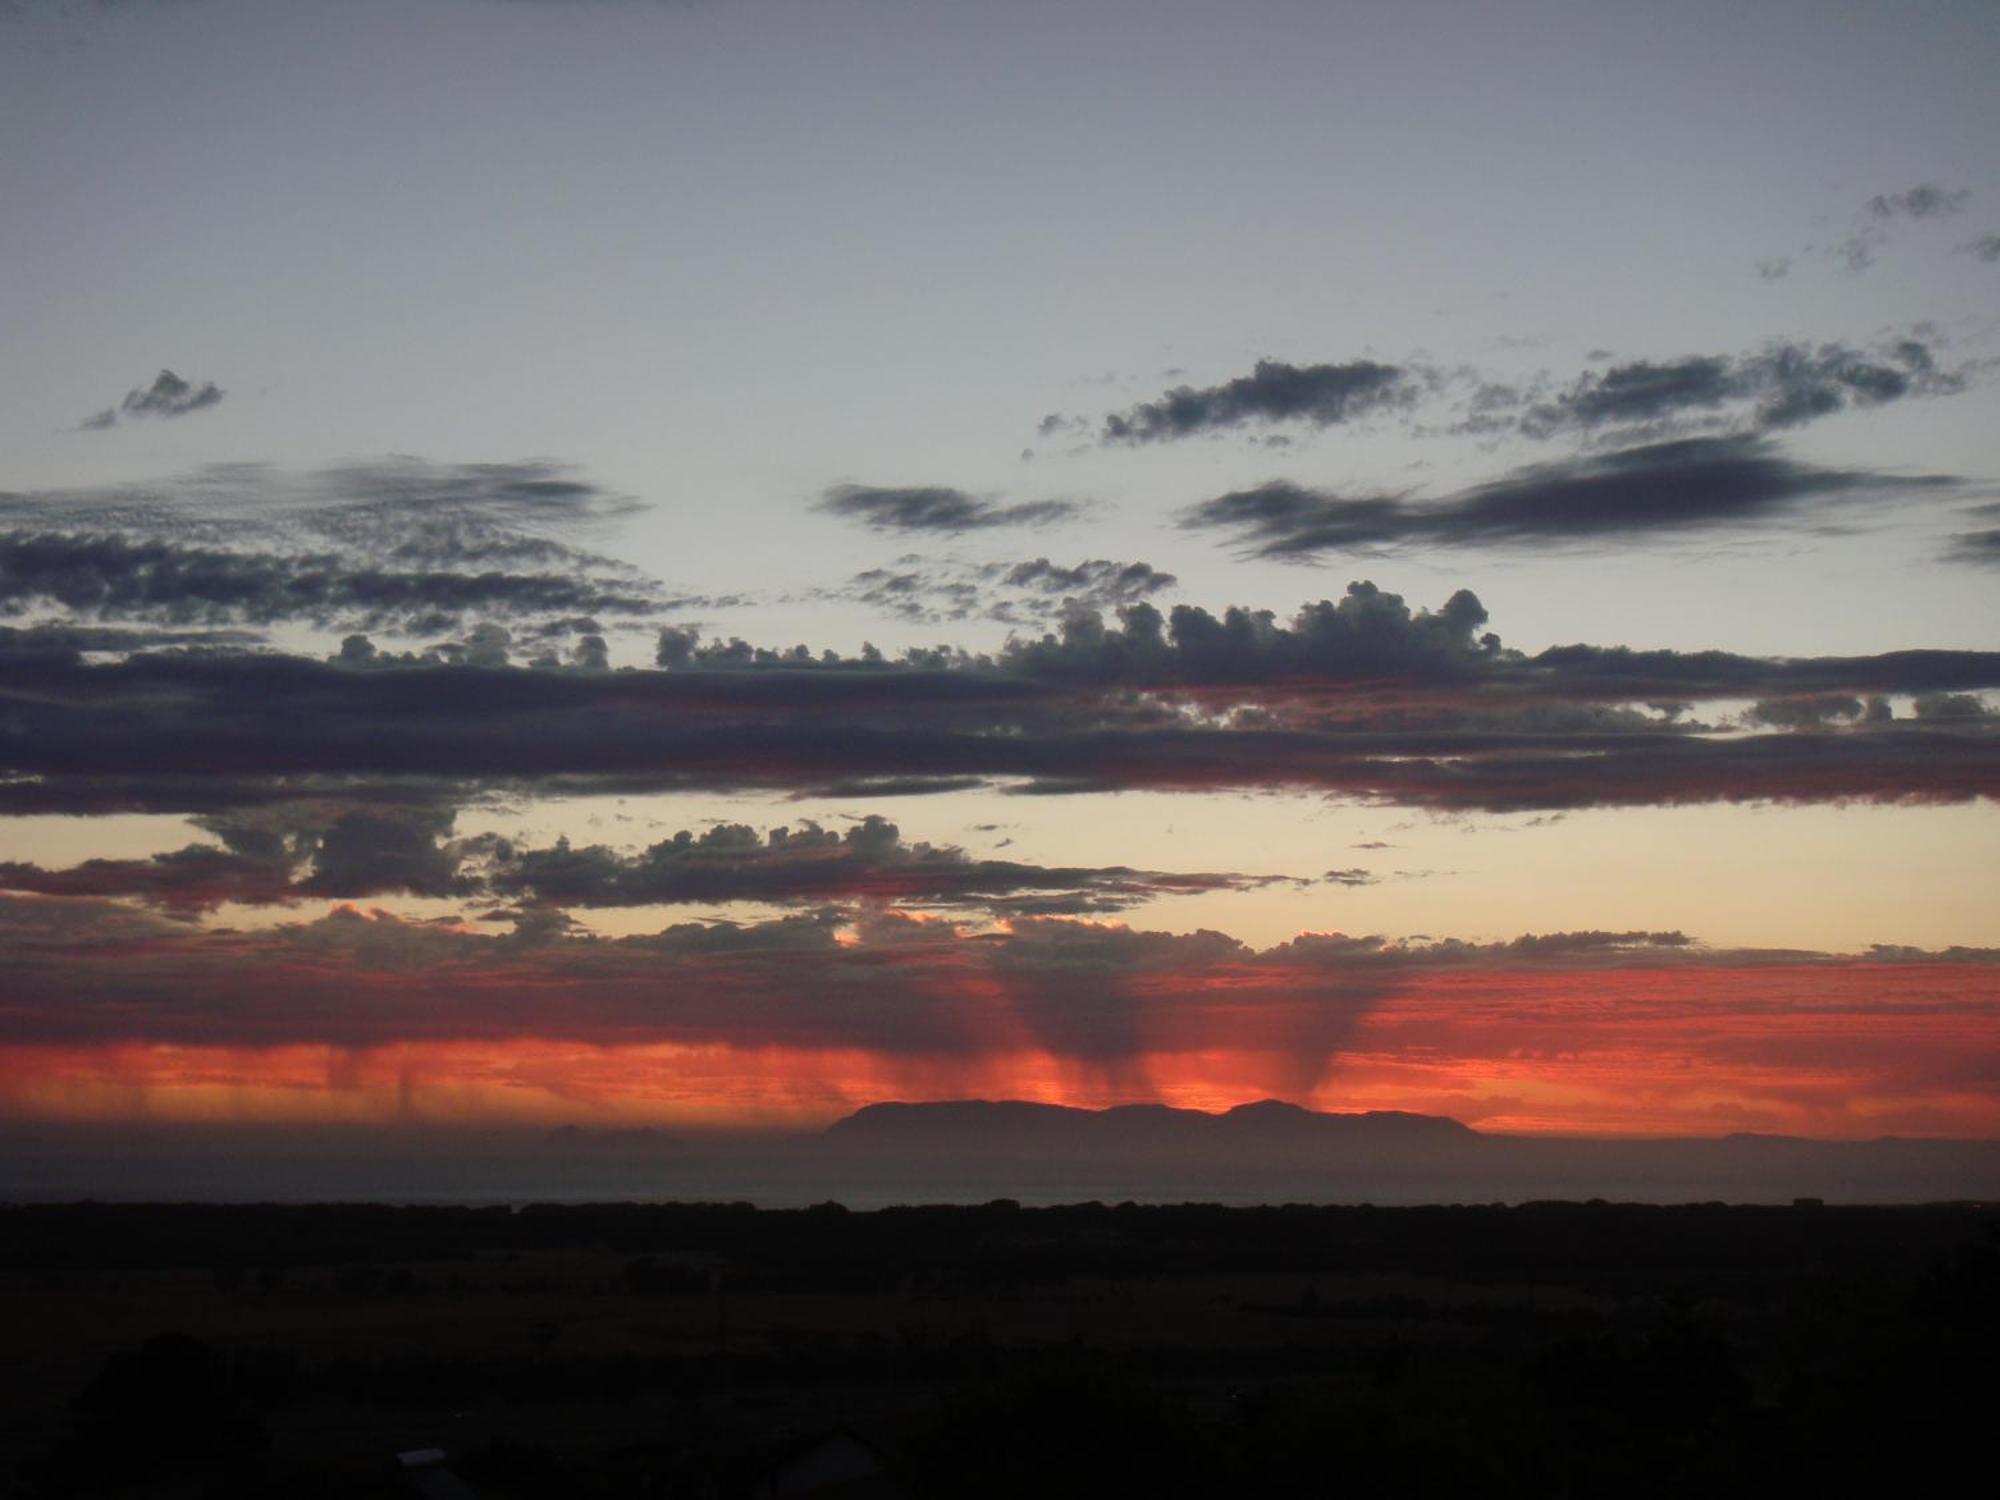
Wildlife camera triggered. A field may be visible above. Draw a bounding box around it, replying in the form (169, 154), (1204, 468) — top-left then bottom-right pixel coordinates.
(1, 1200), (1993, 1497)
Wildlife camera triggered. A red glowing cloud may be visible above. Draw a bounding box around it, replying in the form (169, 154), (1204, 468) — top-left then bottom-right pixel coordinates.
(0, 894), (1991, 1138)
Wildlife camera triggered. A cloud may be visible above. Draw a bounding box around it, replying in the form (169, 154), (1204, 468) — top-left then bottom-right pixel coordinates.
(0, 847), (294, 916)
(839, 556), (1176, 625)
(0, 898), (1989, 1130)
(1513, 338), (1965, 439)
(103, 370), (227, 428)
(1099, 359), (1413, 444)
(82, 369), (225, 429)
(298, 807), (471, 900)
(0, 622), (263, 663)
(486, 813), (1282, 914)
(1, 593), (1993, 816)
(0, 459), (659, 634)
(2, 576), (1995, 820)
(0, 802), (477, 912)
(1963, 235), (2000, 263)
(1, 457), (643, 555)
(994, 581), (1501, 687)
(1833, 183), (1969, 272)
(0, 531), (658, 633)
(77, 368), (227, 430)
(817, 485), (1081, 533)
(997, 558), (1176, 604)
(1742, 695), (1875, 730)
(1866, 184), (1970, 222)
(0, 803), (1289, 918)
(1075, 337), (1965, 454)
(1180, 436), (1956, 558)
(1945, 527), (2000, 566)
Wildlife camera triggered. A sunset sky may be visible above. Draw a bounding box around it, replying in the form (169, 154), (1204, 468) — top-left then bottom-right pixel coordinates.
(2, 0), (1996, 1151)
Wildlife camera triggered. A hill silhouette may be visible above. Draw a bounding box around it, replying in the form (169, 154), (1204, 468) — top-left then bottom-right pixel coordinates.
(825, 1098), (1474, 1150)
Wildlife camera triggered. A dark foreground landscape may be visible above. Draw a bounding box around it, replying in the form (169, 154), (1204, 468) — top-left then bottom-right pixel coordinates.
(2, 1193), (1994, 1499)
(7, 1101), (1998, 1208)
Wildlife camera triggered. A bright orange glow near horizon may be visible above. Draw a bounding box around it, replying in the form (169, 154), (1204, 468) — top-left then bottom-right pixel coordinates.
(4, 961), (1992, 1140)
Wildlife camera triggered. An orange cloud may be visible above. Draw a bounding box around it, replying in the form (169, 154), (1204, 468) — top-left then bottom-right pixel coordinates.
(0, 959), (1990, 1137)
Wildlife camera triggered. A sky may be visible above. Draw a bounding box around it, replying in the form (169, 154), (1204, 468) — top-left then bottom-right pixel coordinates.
(0, 0), (1996, 1153)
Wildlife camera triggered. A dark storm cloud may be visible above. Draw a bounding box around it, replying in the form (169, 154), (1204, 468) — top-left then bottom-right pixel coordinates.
(79, 369), (225, 429)
(1180, 437), (1955, 559)
(817, 485), (1081, 534)
(1964, 235), (2000, 263)
(1100, 359), (1412, 444)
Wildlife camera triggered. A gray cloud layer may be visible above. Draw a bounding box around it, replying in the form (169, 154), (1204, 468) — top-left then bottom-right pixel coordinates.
(1, 582), (1993, 818)
(1181, 436), (1956, 559)
(0, 459), (656, 634)
(840, 555), (1176, 625)
(1513, 339), (1962, 439)
(1076, 334), (1968, 455)
(0, 808), (1290, 918)
(1100, 359), (1412, 444)
(0, 893), (1985, 1074)
(818, 485), (1081, 533)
